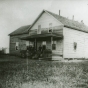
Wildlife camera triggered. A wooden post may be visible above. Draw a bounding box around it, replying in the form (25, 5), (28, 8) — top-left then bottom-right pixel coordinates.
(35, 38), (36, 50)
(51, 37), (53, 50)
(26, 50), (29, 80)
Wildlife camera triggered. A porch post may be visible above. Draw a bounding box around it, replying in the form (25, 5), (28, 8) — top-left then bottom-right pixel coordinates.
(35, 38), (36, 50)
(51, 37), (53, 50)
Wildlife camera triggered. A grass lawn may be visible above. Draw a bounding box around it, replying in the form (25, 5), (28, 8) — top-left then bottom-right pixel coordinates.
(0, 55), (88, 88)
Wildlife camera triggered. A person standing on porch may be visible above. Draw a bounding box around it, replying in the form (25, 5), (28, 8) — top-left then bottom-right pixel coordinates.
(39, 45), (42, 51)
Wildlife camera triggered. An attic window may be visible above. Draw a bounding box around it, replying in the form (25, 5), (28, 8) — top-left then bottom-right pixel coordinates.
(74, 42), (77, 51)
(49, 23), (52, 33)
(37, 25), (41, 34)
(15, 42), (19, 50)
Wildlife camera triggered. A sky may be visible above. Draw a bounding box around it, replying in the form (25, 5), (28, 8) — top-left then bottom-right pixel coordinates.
(0, 0), (88, 49)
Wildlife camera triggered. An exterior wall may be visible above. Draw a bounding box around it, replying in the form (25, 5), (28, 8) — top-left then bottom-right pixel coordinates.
(10, 34), (28, 55)
(56, 39), (63, 55)
(28, 11), (64, 57)
(36, 38), (51, 50)
(36, 38), (63, 55)
(29, 12), (63, 35)
(63, 27), (88, 58)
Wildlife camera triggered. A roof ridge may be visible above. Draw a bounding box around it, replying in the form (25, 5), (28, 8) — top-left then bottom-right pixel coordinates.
(46, 10), (88, 28)
(46, 10), (83, 24)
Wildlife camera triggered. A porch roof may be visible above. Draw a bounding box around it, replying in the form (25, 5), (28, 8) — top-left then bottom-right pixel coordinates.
(20, 33), (63, 40)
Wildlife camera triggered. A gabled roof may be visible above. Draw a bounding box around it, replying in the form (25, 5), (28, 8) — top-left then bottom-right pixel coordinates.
(29, 10), (88, 33)
(9, 25), (31, 36)
(46, 10), (88, 33)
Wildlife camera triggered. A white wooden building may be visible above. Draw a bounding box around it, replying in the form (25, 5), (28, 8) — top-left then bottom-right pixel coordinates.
(9, 10), (88, 60)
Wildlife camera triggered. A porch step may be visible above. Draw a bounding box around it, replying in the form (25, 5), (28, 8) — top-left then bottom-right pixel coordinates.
(52, 56), (63, 61)
(52, 51), (63, 56)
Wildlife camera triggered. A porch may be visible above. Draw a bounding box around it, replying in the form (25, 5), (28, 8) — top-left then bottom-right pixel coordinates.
(20, 33), (63, 60)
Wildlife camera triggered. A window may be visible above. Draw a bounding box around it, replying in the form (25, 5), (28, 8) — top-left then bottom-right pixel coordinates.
(49, 23), (52, 33)
(52, 41), (56, 50)
(37, 25), (41, 34)
(42, 41), (46, 50)
(26, 41), (29, 46)
(26, 41), (29, 50)
(42, 41), (46, 45)
(29, 42), (33, 45)
(74, 42), (77, 51)
(15, 42), (19, 50)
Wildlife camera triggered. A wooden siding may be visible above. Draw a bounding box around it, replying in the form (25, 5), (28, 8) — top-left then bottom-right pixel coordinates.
(29, 26), (63, 36)
(56, 39), (63, 55)
(46, 40), (51, 50)
(29, 29), (37, 36)
(29, 12), (63, 35)
(10, 34), (28, 55)
(63, 27), (88, 58)
(37, 41), (42, 50)
(36, 39), (63, 56)
(36, 39), (51, 50)
(52, 39), (63, 55)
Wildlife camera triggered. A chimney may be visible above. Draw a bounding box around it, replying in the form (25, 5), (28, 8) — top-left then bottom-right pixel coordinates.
(59, 10), (60, 16)
(72, 15), (74, 20)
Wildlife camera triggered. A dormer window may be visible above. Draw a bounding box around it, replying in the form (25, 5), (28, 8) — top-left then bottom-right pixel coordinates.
(37, 25), (41, 34)
(49, 23), (52, 33)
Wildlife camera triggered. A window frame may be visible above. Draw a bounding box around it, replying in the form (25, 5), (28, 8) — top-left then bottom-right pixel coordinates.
(52, 40), (56, 50)
(42, 41), (46, 50)
(37, 25), (41, 34)
(42, 41), (46, 45)
(15, 42), (19, 50)
(49, 23), (53, 33)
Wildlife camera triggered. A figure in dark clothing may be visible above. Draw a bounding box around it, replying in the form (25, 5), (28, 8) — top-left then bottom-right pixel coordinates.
(42, 45), (46, 51)
(39, 45), (42, 51)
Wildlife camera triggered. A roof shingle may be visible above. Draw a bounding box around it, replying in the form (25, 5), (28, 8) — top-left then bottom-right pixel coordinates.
(46, 10), (88, 33)
(9, 25), (31, 36)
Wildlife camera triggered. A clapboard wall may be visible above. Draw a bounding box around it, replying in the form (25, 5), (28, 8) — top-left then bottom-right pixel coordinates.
(63, 27), (88, 58)
(29, 11), (63, 57)
(29, 12), (63, 36)
(9, 34), (28, 55)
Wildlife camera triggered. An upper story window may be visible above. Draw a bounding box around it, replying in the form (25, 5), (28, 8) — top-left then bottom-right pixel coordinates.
(49, 23), (53, 33)
(15, 42), (19, 50)
(37, 25), (41, 34)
